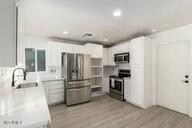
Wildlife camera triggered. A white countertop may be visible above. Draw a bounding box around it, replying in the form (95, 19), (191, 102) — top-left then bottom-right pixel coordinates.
(41, 77), (65, 82)
(0, 87), (51, 128)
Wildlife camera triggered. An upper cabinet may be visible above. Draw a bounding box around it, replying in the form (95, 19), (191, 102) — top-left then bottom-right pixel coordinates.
(48, 42), (103, 67)
(106, 41), (130, 66)
(84, 43), (103, 58)
(0, 0), (16, 67)
(107, 47), (116, 66)
(130, 37), (145, 65)
(72, 44), (85, 54)
(103, 48), (108, 65)
(48, 41), (73, 66)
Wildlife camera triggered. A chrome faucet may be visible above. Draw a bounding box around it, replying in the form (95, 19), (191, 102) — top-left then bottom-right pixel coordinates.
(12, 68), (27, 87)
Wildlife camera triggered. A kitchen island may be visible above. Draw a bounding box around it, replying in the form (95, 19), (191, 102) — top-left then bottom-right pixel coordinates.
(0, 87), (51, 128)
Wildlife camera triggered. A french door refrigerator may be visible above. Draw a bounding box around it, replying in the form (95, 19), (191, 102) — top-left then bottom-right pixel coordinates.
(62, 53), (91, 105)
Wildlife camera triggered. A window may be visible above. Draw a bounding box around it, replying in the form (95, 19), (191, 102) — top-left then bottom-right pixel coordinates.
(25, 48), (46, 72)
(25, 48), (36, 72)
(37, 50), (46, 71)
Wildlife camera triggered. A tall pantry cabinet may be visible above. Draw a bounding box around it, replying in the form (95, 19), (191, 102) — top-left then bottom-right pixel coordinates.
(124, 36), (153, 108)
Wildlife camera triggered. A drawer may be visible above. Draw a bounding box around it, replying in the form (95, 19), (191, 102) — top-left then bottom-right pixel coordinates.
(66, 86), (90, 105)
(48, 81), (64, 85)
(48, 84), (64, 90)
(48, 93), (64, 105)
(49, 88), (64, 95)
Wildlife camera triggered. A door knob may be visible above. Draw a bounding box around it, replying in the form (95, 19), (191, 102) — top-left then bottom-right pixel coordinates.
(181, 80), (189, 83)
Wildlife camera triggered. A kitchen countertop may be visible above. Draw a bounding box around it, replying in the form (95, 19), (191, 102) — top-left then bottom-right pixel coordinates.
(41, 77), (65, 82)
(0, 87), (51, 128)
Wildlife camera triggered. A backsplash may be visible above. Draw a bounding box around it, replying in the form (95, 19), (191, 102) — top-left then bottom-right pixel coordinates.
(0, 67), (15, 88)
(103, 63), (131, 77)
(0, 66), (62, 89)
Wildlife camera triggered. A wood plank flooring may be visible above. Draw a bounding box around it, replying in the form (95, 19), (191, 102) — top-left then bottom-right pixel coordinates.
(49, 96), (192, 128)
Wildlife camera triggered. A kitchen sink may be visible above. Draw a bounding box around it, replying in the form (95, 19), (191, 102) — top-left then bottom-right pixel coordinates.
(16, 82), (38, 89)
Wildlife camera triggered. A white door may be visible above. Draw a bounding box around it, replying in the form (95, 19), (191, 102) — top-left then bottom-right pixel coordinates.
(157, 41), (190, 114)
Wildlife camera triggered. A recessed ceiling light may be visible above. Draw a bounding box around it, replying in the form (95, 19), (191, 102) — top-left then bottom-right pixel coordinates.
(151, 29), (157, 32)
(113, 9), (122, 17)
(63, 31), (68, 34)
(104, 38), (108, 42)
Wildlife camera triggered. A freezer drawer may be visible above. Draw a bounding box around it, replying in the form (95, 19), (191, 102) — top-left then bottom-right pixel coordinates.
(66, 86), (91, 105)
(67, 80), (91, 89)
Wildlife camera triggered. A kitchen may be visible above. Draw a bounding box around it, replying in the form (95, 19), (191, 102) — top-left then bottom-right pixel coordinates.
(1, 0), (192, 128)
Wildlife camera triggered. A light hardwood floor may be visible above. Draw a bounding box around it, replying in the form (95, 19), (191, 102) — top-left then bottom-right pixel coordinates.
(49, 96), (192, 128)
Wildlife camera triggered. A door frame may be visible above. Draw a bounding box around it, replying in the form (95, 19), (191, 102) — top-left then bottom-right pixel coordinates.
(153, 39), (192, 117)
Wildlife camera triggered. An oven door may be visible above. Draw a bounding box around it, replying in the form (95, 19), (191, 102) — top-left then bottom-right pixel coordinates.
(110, 78), (124, 95)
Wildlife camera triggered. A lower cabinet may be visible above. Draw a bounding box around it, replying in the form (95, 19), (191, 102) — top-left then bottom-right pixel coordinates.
(124, 65), (152, 108)
(124, 79), (144, 107)
(124, 78), (131, 101)
(43, 80), (65, 106)
(49, 93), (64, 105)
(103, 76), (109, 93)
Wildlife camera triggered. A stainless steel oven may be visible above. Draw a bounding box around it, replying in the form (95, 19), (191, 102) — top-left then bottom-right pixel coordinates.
(109, 69), (131, 101)
(114, 53), (129, 63)
(109, 77), (124, 100)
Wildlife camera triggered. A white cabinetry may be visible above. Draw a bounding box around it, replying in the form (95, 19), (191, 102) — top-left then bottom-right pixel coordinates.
(48, 41), (73, 66)
(130, 38), (144, 65)
(107, 47), (116, 65)
(0, 0), (16, 67)
(103, 48), (108, 65)
(72, 44), (85, 54)
(103, 76), (109, 93)
(43, 80), (65, 106)
(124, 36), (153, 108)
(48, 42), (103, 67)
(85, 43), (103, 58)
(106, 42), (130, 66)
(113, 42), (130, 53)
(103, 47), (115, 66)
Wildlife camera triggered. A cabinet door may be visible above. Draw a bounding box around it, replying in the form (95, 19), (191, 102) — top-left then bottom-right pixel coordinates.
(124, 78), (131, 101)
(103, 48), (108, 65)
(43, 80), (65, 105)
(119, 42), (130, 53)
(130, 65), (144, 106)
(103, 76), (109, 93)
(129, 83), (144, 106)
(0, 0), (16, 67)
(107, 47), (116, 65)
(131, 65), (144, 84)
(85, 43), (103, 58)
(94, 44), (103, 58)
(48, 93), (64, 105)
(49, 44), (61, 66)
(72, 44), (85, 54)
(130, 37), (144, 65)
(48, 41), (72, 66)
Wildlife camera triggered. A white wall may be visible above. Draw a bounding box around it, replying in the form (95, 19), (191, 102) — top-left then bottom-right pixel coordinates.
(0, 0), (16, 67)
(149, 24), (192, 116)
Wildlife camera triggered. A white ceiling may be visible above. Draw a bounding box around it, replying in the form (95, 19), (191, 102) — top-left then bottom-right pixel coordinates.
(20, 0), (192, 45)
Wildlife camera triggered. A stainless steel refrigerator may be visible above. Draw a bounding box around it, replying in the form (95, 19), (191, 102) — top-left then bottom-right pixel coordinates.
(62, 53), (91, 106)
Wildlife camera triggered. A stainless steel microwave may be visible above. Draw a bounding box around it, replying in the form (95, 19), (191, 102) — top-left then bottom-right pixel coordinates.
(114, 53), (129, 63)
